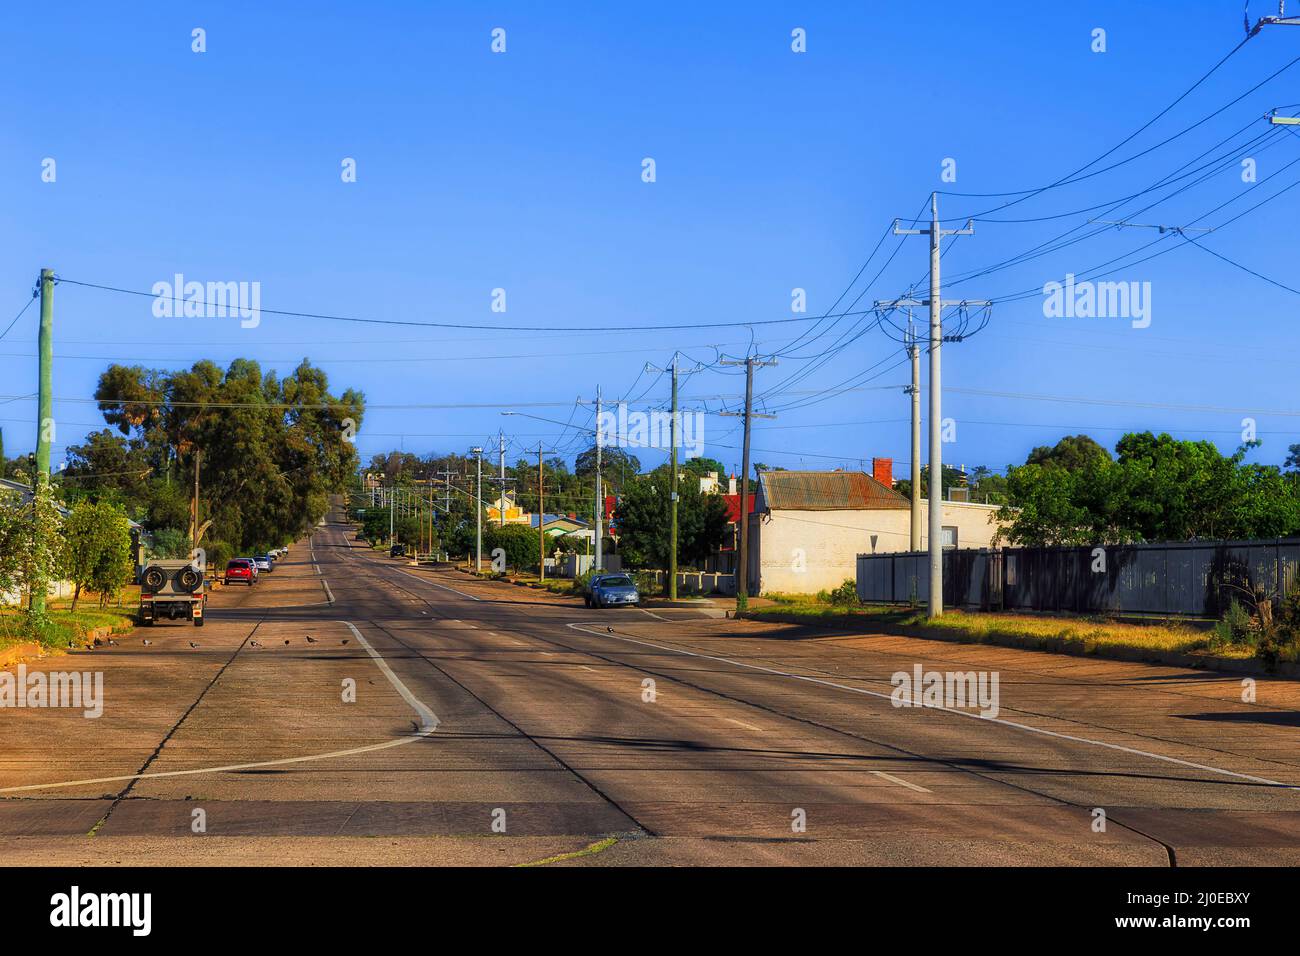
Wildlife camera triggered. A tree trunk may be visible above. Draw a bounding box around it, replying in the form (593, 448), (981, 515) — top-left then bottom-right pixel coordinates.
(70, 583), (81, 613)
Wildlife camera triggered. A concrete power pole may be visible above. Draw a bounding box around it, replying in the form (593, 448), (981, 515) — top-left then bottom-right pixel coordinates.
(669, 354), (678, 600)
(498, 430), (507, 527)
(32, 269), (54, 615)
(537, 443), (546, 581)
(472, 446), (483, 571)
(719, 355), (776, 610)
(594, 385), (604, 572)
(907, 310), (921, 553)
(886, 192), (988, 619)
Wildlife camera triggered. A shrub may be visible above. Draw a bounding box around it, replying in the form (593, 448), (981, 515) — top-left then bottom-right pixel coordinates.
(1212, 599), (1256, 648)
(828, 578), (859, 606)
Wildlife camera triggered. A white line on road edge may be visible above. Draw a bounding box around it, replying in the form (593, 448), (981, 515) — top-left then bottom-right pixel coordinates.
(322, 578), (335, 605)
(872, 770), (931, 793)
(565, 624), (1295, 790)
(0, 621), (438, 795)
(393, 568), (483, 602)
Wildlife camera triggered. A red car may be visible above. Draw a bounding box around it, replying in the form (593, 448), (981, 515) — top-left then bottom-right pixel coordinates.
(224, 558), (257, 586)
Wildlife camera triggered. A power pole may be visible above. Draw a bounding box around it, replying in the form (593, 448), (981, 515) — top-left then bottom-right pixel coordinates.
(887, 192), (989, 618)
(719, 355), (776, 609)
(645, 354), (702, 599)
(594, 385), (604, 572)
(472, 447), (484, 571)
(1248, 2), (1300, 36)
(498, 430), (507, 527)
(907, 309), (921, 552)
(669, 354), (679, 599)
(31, 269), (54, 615)
(191, 448), (201, 557)
(537, 443), (546, 581)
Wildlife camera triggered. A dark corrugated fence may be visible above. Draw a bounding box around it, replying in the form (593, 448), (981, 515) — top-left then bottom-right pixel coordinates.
(856, 540), (1300, 617)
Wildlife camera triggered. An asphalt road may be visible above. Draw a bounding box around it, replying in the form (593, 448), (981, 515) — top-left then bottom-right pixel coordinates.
(3, 507), (1300, 866)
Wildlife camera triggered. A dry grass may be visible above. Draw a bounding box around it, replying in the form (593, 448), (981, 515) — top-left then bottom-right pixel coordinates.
(746, 602), (1246, 662)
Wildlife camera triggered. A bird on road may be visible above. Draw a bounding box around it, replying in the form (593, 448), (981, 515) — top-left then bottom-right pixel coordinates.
(284, 639), (290, 645)
(250, 640), (262, 648)
(606, 626), (614, 633)
(189, 641), (199, 648)
(108, 638), (118, 646)
(142, 639), (153, 646)
(341, 639), (349, 645)
(305, 635), (318, 643)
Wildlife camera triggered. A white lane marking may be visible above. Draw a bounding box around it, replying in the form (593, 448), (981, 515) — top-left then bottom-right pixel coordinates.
(342, 621), (439, 732)
(0, 621), (438, 795)
(322, 578), (335, 605)
(637, 607), (672, 623)
(314, 562), (321, 576)
(580, 665), (596, 673)
(392, 567), (482, 602)
(0, 737), (425, 794)
(872, 770), (931, 793)
(564, 624), (1295, 790)
(725, 717), (764, 733)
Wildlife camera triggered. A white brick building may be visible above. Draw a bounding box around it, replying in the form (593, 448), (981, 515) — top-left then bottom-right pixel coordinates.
(744, 468), (1003, 595)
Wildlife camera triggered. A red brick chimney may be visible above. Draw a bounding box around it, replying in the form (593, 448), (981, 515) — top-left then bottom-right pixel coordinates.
(872, 457), (893, 488)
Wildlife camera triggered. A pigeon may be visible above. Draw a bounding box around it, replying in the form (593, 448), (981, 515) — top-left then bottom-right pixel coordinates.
(189, 641), (200, 648)
(305, 635), (317, 644)
(142, 639), (153, 646)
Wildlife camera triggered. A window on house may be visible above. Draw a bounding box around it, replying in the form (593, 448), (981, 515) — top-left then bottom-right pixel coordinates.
(940, 526), (958, 550)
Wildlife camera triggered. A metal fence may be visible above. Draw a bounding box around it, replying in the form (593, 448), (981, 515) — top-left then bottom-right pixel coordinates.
(856, 539), (1300, 618)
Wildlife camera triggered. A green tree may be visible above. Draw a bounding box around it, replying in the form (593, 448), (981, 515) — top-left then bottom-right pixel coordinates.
(61, 500), (134, 610)
(1026, 434), (1112, 471)
(614, 470), (729, 569)
(575, 444), (640, 492)
(483, 523), (541, 571)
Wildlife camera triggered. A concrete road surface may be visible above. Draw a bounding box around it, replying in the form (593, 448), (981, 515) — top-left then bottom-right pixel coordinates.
(3, 507), (1299, 866)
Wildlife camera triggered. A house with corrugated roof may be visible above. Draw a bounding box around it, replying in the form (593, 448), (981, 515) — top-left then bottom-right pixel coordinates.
(743, 461), (1002, 595)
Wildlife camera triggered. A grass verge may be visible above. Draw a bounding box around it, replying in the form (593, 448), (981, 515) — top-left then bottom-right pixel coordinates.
(0, 591), (139, 653)
(741, 603), (1281, 672)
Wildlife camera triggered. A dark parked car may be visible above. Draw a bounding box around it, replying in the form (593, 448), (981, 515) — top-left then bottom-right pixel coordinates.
(224, 558), (256, 586)
(390, 544), (407, 557)
(587, 573), (640, 608)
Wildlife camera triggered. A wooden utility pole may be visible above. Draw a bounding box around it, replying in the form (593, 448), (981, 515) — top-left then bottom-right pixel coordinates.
(719, 355), (776, 609)
(191, 448), (201, 556)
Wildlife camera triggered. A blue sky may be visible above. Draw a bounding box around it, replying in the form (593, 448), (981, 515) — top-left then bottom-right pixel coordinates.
(2, 0), (1297, 480)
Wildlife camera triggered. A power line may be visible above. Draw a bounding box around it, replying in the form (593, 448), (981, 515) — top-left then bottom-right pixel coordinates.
(0, 295), (36, 343)
(55, 277), (878, 333)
